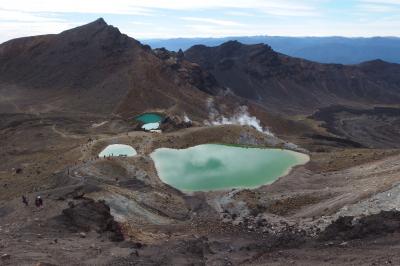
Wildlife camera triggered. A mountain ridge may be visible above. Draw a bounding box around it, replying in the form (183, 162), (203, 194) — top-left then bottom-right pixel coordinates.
(0, 19), (224, 120)
(185, 40), (400, 114)
(143, 36), (400, 64)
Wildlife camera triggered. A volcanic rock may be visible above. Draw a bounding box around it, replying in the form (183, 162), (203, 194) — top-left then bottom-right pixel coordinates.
(62, 198), (124, 241)
(320, 210), (400, 241)
(0, 19), (222, 119)
(159, 115), (192, 132)
(185, 41), (400, 114)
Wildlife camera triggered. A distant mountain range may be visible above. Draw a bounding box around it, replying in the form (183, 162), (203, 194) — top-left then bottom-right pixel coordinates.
(144, 36), (400, 65)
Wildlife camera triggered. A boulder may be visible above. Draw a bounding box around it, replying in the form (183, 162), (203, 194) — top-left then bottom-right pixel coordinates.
(1, 254), (10, 260)
(320, 210), (400, 241)
(62, 199), (124, 241)
(159, 116), (192, 132)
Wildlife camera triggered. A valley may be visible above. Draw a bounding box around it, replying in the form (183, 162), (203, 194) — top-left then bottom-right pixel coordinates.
(0, 19), (400, 265)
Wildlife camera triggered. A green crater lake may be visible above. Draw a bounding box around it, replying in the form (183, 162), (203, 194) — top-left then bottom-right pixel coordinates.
(99, 144), (137, 157)
(151, 144), (309, 192)
(135, 113), (164, 131)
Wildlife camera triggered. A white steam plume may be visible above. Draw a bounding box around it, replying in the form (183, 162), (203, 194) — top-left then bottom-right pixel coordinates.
(205, 99), (274, 136)
(183, 113), (192, 123)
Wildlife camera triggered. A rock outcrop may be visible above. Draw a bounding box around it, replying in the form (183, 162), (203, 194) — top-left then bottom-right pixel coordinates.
(62, 199), (124, 241)
(159, 115), (192, 132)
(320, 210), (400, 241)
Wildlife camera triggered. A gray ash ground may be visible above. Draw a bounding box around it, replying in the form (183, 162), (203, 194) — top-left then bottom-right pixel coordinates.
(0, 111), (400, 265)
(311, 106), (400, 149)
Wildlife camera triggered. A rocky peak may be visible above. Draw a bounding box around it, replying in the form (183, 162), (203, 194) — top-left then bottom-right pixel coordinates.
(177, 49), (185, 61)
(52, 18), (141, 56)
(92, 17), (107, 26)
(60, 18), (109, 35)
(360, 59), (390, 67)
(153, 47), (173, 60)
(220, 40), (243, 50)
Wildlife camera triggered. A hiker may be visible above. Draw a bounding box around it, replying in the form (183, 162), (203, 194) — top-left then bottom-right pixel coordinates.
(22, 195), (28, 206)
(35, 196), (43, 208)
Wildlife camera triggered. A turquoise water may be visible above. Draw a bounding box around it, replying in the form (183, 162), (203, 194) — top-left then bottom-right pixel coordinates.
(99, 144), (137, 157)
(151, 144), (309, 192)
(135, 113), (163, 124)
(135, 113), (163, 131)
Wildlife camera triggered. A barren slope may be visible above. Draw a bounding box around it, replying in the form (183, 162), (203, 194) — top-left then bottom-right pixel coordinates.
(185, 41), (400, 114)
(0, 19), (221, 120)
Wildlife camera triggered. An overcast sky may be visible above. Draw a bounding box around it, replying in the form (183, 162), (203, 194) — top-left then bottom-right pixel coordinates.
(1, 0), (400, 43)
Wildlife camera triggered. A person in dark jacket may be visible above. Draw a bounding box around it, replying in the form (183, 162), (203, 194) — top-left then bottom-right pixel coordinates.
(35, 196), (43, 208)
(22, 195), (28, 206)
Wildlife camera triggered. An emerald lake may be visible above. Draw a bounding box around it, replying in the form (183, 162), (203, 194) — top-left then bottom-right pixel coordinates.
(99, 144), (137, 157)
(151, 144), (309, 192)
(135, 113), (164, 131)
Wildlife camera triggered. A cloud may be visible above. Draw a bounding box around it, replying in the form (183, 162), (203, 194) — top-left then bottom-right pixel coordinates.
(181, 17), (243, 26)
(225, 10), (254, 17)
(0, 9), (64, 22)
(358, 3), (398, 12)
(0, 8), (77, 43)
(0, 0), (320, 43)
(0, 21), (78, 42)
(129, 21), (154, 26)
(0, 1), (153, 15)
(0, 0), (318, 15)
(357, 0), (400, 13)
(359, 0), (400, 5)
(0, 0), (399, 42)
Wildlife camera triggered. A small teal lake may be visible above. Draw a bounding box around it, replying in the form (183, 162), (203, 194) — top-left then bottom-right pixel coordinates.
(99, 144), (137, 157)
(135, 113), (163, 124)
(151, 144), (309, 192)
(135, 113), (164, 131)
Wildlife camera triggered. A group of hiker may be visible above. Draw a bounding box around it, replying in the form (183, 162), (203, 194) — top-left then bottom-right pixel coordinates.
(21, 195), (43, 208)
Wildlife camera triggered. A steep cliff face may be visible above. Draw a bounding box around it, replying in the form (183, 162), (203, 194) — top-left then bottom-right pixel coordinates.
(185, 41), (400, 114)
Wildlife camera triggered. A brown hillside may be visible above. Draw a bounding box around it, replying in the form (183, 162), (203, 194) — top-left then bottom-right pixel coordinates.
(0, 18), (221, 120)
(185, 41), (400, 114)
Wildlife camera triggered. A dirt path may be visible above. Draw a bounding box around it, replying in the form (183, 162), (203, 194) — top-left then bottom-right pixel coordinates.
(51, 124), (84, 139)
